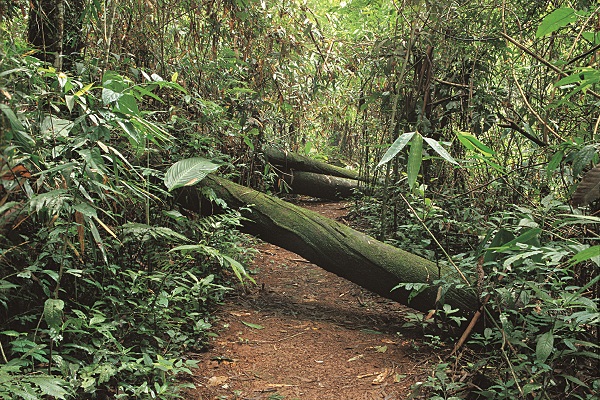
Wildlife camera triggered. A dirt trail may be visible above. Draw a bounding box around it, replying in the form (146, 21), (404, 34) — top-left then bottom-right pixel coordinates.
(186, 200), (436, 399)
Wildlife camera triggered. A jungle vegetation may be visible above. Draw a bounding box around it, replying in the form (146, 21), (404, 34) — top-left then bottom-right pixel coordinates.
(0, 0), (598, 398)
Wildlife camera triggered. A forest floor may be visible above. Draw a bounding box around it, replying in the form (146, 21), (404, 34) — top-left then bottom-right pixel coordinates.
(185, 199), (443, 399)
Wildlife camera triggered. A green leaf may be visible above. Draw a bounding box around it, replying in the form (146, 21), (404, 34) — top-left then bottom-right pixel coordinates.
(241, 321), (264, 329)
(40, 116), (73, 139)
(455, 131), (495, 156)
(376, 132), (416, 168)
(569, 245), (600, 266)
(164, 157), (221, 191)
(423, 137), (458, 165)
(536, 331), (554, 363)
(407, 133), (423, 189)
(572, 145), (597, 177)
(536, 8), (577, 38)
(102, 87), (122, 104)
(546, 150), (564, 178)
(57, 72), (68, 89)
(43, 299), (64, 330)
(522, 383), (542, 395)
(29, 376), (68, 399)
(0, 103), (26, 134)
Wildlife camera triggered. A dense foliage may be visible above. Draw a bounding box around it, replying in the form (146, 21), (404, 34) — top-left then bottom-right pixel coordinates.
(1, 0), (598, 398)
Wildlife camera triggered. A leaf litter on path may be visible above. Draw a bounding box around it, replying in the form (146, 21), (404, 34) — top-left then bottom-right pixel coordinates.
(185, 199), (435, 399)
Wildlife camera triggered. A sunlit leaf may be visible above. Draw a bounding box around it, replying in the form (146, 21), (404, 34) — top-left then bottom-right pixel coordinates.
(164, 157), (221, 191)
(376, 132), (416, 168)
(407, 133), (422, 189)
(423, 137), (458, 165)
(455, 131), (495, 156)
(536, 8), (577, 37)
(57, 72), (67, 88)
(569, 245), (600, 266)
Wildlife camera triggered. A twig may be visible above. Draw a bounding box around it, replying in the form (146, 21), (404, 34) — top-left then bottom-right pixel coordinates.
(498, 118), (548, 147)
(500, 32), (600, 101)
(398, 193), (470, 286)
(511, 70), (565, 143)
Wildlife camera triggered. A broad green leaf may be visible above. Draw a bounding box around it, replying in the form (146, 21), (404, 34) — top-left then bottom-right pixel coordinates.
(44, 299), (64, 330)
(560, 374), (589, 388)
(536, 8), (577, 38)
(546, 150), (564, 178)
(523, 383), (542, 395)
(423, 137), (458, 165)
(223, 254), (254, 284)
(569, 245), (600, 266)
(115, 93), (140, 116)
(41, 116), (73, 139)
(102, 87), (122, 104)
(376, 131), (416, 168)
(65, 95), (75, 112)
(164, 157), (221, 191)
(241, 321), (264, 329)
(407, 133), (422, 189)
(572, 145), (597, 177)
(536, 331), (554, 363)
(456, 131), (496, 156)
(0, 103), (26, 132)
(29, 376), (68, 399)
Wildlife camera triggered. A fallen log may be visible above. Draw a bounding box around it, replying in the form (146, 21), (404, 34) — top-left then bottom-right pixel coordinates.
(265, 147), (364, 181)
(178, 175), (479, 319)
(282, 170), (359, 200)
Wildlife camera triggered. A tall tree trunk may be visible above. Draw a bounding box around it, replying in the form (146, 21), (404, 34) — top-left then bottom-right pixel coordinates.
(177, 175), (480, 320)
(28, 0), (85, 71)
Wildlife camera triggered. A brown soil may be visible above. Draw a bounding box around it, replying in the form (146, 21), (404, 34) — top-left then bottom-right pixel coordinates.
(185, 200), (439, 400)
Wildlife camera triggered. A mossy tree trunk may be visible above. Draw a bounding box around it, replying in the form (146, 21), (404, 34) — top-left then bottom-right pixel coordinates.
(178, 175), (480, 320)
(282, 170), (359, 200)
(265, 147), (364, 181)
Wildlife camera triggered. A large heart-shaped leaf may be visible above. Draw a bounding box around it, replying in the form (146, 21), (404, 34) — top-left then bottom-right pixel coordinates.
(164, 157), (221, 191)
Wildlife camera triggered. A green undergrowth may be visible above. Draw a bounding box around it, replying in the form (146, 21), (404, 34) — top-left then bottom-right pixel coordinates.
(352, 181), (599, 399)
(0, 42), (253, 398)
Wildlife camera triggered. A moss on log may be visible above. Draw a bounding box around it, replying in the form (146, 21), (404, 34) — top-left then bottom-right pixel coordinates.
(265, 147), (364, 181)
(283, 170), (359, 200)
(180, 175), (480, 319)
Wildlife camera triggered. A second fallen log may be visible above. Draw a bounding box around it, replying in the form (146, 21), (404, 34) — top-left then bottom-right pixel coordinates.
(282, 170), (360, 200)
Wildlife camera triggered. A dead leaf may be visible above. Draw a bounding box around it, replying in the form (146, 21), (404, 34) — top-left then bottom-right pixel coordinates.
(372, 368), (392, 384)
(374, 345), (388, 353)
(347, 354), (364, 362)
(229, 311), (251, 317)
(357, 372), (378, 379)
(207, 376), (228, 386)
